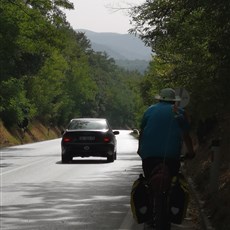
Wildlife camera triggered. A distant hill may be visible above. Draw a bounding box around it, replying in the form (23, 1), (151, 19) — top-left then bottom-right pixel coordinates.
(77, 29), (152, 61)
(76, 29), (152, 73)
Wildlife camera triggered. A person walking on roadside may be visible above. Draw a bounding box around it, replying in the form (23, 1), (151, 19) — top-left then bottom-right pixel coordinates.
(137, 88), (195, 229)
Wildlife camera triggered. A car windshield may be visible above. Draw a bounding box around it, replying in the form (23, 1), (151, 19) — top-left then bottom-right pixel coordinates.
(68, 119), (108, 130)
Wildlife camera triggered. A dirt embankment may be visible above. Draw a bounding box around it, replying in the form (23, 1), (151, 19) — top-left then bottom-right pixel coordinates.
(186, 114), (230, 230)
(0, 120), (61, 147)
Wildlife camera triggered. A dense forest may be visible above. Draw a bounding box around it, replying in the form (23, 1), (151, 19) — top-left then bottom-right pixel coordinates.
(129, 0), (230, 122)
(0, 0), (144, 129)
(1, 0), (229, 129)
(115, 59), (149, 74)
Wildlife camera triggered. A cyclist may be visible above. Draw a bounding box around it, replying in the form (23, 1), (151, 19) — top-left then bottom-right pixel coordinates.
(137, 88), (195, 229)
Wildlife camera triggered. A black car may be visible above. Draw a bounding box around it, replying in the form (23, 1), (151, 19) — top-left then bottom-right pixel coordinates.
(61, 118), (119, 163)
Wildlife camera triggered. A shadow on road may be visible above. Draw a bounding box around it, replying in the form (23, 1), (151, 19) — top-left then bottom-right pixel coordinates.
(56, 159), (109, 165)
(2, 164), (142, 230)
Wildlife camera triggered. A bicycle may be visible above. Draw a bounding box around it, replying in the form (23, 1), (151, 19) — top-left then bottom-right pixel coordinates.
(143, 155), (190, 230)
(144, 163), (172, 230)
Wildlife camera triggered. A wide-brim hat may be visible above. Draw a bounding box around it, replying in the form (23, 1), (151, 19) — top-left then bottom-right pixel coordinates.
(155, 88), (181, 102)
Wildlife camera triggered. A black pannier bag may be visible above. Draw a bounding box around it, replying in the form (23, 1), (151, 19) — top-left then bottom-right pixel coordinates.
(130, 174), (151, 224)
(169, 173), (189, 224)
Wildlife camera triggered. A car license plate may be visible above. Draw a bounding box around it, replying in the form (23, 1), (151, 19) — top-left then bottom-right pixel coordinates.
(79, 136), (95, 141)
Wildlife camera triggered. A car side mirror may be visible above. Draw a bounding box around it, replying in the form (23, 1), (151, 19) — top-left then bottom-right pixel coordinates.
(113, 131), (119, 135)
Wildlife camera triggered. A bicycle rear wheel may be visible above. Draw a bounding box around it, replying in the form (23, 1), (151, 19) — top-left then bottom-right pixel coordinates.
(154, 192), (171, 230)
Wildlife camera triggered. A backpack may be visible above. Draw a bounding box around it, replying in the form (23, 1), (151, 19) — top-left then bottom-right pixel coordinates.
(170, 172), (190, 224)
(130, 174), (151, 224)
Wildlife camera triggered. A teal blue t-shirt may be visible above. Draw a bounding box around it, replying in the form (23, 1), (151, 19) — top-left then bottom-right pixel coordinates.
(139, 102), (189, 159)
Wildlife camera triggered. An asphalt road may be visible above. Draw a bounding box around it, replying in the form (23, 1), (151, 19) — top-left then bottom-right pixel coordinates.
(0, 130), (197, 230)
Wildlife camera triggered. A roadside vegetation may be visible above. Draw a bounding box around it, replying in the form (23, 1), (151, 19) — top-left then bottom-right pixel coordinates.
(0, 0), (144, 131)
(0, 1), (229, 229)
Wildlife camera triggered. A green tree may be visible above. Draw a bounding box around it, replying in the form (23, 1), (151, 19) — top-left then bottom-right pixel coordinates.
(0, 0), (78, 124)
(87, 51), (143, 128)
(0, 0), (72, 81)
(27, 49), (69, 123)
(0, 78), (36, 127)
(0, 0), (145, 129)
(130, 0), (230, 119)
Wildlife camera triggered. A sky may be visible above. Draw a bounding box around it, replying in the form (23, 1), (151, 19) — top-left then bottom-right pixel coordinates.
(63, 0), (145, 34)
